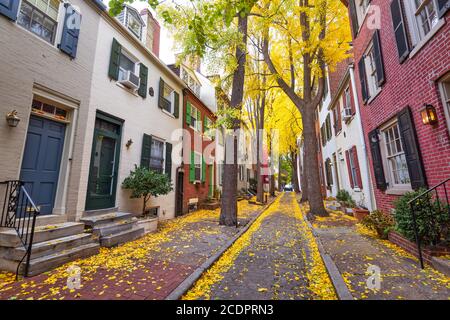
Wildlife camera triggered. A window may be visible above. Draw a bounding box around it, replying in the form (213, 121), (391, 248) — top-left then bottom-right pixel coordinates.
(18, 0), (60, 44)
(382, 122), (411, 187)
(344, 87), (352, 111)
(118, 51), (137, 81)
(189, 105), (202, 132)
(150, 139), (165, 173)
(348, 149), (359, 188)
(365, 44), (379, 97)
(181, 68), (201, 96)
(161, 82), (175, 113)
(194, 152), (202, 181)
(126, 9), (142, 40)
(31, 99), (68, 121)
(413, 0), (439, 38)
(333, 104), (341, 134)
(325, 158), (333, 187)
(439, 74), (450, 133)
(356, 0), (371, 25)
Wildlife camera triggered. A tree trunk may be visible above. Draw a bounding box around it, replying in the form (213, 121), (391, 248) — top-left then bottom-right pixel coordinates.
(291, 152), (300, 193)
(300, 150), (309, 202)
(220, 14), (248, 226)
(302, 106), (328, 216)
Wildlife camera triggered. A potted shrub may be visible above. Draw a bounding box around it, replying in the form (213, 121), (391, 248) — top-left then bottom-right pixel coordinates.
(336, 190), (356, 216)
(122, 166), (173, 233)
(361, 210), (394, 239)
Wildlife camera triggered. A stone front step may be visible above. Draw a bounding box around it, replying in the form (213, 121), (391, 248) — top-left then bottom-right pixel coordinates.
(100, 226), (144, 248)
(92, 218), (137, 237)
(22, 243), (100, 277)
(17, 215), (68, 228)
(0, 222), (85, 248)
(80, 212), (134, 228)
(2, 233), (96, 261)
(83, 207), (119, 218)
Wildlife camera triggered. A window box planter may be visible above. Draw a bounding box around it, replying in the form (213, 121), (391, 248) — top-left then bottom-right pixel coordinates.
(136, 216), (158, 235)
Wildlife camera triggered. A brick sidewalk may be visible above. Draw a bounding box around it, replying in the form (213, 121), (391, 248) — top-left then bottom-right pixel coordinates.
(308, 200), (450, 300)
(0, 199), (273, 300)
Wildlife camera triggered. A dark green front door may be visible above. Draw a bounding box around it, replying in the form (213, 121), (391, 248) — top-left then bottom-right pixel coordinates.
(86, 114), (122, 211)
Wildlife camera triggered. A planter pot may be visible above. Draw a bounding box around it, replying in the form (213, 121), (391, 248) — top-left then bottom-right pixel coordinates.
(353, 208), (369, 222)
(137, 217), (158, 235)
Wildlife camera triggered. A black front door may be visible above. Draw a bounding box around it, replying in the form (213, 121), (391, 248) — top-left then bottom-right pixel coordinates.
(175, 171), (184, 217)
(86, 114), (122, 211)
(20, 115), (66, 215)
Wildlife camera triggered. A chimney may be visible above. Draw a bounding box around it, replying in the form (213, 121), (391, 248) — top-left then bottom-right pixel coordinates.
(140, 8), (160, 57)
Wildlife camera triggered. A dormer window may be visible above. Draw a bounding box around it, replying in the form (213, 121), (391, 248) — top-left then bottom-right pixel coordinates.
(181, 67), (201, 97)
(127, 9), (142, 40)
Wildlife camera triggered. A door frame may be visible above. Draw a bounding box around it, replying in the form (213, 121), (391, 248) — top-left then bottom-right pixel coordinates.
(85, 111), (123, 211)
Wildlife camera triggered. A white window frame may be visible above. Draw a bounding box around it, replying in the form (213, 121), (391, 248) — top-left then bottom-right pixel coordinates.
(194, 152), (202, 182)
(364, 42), (381, 100)
(118, 49), (138, 82)
(356, 0), (371, 26)
(181, 67), (201, 97)
(126, 8), (142, 40)
(162, 82), (176, 115)
(347, 148), (360, 189)
(17, 0), (62, 45)
(439, 73), (450, 135)
(149, 137), (166, 174)
(379, 119), (412, 194)
(190, 105), (201, 132)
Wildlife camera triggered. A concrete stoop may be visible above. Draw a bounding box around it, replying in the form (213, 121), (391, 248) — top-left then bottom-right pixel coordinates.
(0, 217), (99, 276)
(81, 208), (145, 248)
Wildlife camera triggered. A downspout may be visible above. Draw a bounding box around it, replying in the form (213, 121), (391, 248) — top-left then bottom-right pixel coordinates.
(349, 64), (376, 211)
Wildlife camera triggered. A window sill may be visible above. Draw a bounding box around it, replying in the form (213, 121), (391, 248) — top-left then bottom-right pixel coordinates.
(385, 186), (413, 196)
(367, 88), (382, 105)
(353, 187), (362, 193)
(161, 109), (175, 119)
(115, 82), (139, 97)
(409, 19), (446, 59)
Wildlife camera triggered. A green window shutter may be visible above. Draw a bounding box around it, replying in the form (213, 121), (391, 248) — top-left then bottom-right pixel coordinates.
(165, 142), (173, 180)
(138, 64), (148, 98)
(158, 78), (165, 109)
(173, 92), (180, 118)
(202, 156), (206, 183)
(189, 152), (195, 183)
(203, 116), (207, 134)
(141, 134), (152, 169)
(197, 110), (202, 132)
(108, 38), (121, 81)
(186, 102), (192, 126)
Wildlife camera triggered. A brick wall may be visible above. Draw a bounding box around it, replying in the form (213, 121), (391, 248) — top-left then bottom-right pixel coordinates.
(348, 1), (450, 212)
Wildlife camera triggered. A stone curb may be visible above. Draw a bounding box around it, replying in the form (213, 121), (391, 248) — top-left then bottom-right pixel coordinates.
(302, 205), (354, 301)
(165, 196), (279, 300)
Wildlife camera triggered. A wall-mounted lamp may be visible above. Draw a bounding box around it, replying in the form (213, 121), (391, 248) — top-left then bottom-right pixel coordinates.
(421, 104), (438, 125)
(149, 87), (154, 97)
(126, 139), (133, 149)
(6, 110), (20, 127)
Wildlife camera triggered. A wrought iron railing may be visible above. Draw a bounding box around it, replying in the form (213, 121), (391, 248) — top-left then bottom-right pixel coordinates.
(0, 181), (39, 278)
(408, 178), (450, 269)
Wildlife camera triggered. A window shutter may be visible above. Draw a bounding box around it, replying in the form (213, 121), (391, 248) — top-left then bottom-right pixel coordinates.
(0, 0), (19, 21)
(345, 150), (355, 189)
(202, 156), (206, 183)
(189, 152), (195, 183)
(186, 102), (191, 126)
(108, 38), (121, 80)
(337, 104), (342, 132)
(165, 142), (172, 180)
(368, 130), (387, 191)
(397, 107), (427, 190)
(197, 110), (202, 132)
(358, 59), (369, 104)
(372, 30), (386, 87)
(173, 92), (180, 118)
(141, 134), (152, 169)
(349, 86), (356, 115)
(59, 4), (82, 59)
(138, 64), (148, 98)
(158, 78), (165, 109)
(437, 0), (450, 18)
(352, 146), (363, 189)
(348, 0), (359, 39)
(390, 0), (409, 63)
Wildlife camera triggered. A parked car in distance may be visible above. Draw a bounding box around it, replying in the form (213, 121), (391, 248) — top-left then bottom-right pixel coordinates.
(284, 184), (293, 192)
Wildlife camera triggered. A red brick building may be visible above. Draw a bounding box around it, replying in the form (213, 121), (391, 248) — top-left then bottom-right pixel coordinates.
(342, 0), (450, 212)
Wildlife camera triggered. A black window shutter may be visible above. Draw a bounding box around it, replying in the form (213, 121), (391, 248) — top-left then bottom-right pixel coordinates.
(138, 64), (148, 98)
(368, 130), (387, 191)
(158, 78), (165, 109)
(437, 0), (450, 18)
(0, 0), (19, 21)
(358, 59), (369, 104)
(141, 134), (152, 169)
(108, 38), (121, 80)
(390, 0), (409, 63)
(59, 4), (82, 59)
(348, 0), (359, 39)
(372, 30), (385, 86)
(397, 107), (427, 190)
(165, 143), (173, 179)
(173, 92), (180, 118)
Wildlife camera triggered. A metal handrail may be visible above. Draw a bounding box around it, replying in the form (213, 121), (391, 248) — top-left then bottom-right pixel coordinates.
(408, 177), (450, 269)
(0, 181), (40, 278)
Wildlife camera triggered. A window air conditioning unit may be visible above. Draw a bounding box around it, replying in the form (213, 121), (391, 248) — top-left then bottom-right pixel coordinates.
(119, 70), (140, 90)
(342, 107), (353, 121)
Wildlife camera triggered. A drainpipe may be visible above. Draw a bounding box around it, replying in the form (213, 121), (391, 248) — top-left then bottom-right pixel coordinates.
(349, 64), (376, 211)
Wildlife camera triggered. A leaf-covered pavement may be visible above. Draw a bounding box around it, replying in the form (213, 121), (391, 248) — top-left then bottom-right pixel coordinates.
(0, 200), (270, 300)
(183, 193), (337, 300)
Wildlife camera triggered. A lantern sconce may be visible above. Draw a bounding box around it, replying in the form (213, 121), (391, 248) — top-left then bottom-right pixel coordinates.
(6, 110), (20, 127)
(126, 139), (133, 149)
(421, 104), (438, 126)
